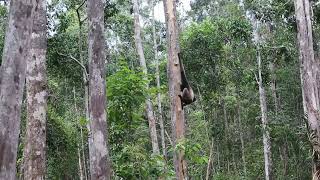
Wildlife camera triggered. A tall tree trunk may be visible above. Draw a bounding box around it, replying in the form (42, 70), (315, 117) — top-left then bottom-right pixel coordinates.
(87, 0), (111, 179)
(237, 101), (247, 176)
(223, 101), (230, 173)
(294, 0), (320, 177)
(279, 140), (288, 178)
(257, 48), (273, 180)
(76, 5), (89, 179)
(150, 0), (166, 157)
(23, 0), (47, 179)
(78, 146), (84, 180)
(163, 0), (188, 178)
(269, 61), (279, 113)
(205, 138), (214, 180)
(132, 0), (160, 154)
(0, 0), (37, 179)
(252, 17), (273, 180)
(74, 87), (85, 180)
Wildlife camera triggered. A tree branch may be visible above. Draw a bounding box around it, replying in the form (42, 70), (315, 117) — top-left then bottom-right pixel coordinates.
(76, 0), (87, 26)
(57, 52), (89, 81)
(165, 129), (173, 146)
(76, 0), (87, 11)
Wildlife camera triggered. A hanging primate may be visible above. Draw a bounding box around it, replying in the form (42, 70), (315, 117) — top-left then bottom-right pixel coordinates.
(178, 52), (196, 108)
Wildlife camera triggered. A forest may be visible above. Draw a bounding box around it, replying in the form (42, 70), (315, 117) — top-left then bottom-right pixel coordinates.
(0, 0), (320, 179)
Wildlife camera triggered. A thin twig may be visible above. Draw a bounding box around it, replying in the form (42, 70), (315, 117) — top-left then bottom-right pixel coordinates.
(165, 130), (173, 146)
(81, 17), (88, 24)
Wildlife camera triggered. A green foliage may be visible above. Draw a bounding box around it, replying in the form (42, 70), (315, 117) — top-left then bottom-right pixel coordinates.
(107, 62), (167, 178)
(0, 0), (315, 178)
(47, 106), (79, 179)
(113, 142), (166, 179)
(107, 62), (147, 147)
(212, 173), (243, 180)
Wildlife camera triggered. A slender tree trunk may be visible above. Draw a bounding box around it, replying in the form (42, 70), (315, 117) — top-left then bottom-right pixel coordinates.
(165, 129), (173, 146)
(23, 0), (47, 179)
(150, 0), (166, 158)
(294, 0), (320, 177)
(205, 138), (214, 180)
(132, 0), (160, 154)
(78, 146), (84, 180)
(269, 61), (279, 113)
(0, 0), (37, 179)
(280, 140), (288, 178)
(257, 48), (273, 180)
(252, 17), (273, 180)
(163, 0), (188, 178)
(87, 0), (111, 178)
(76, 6), (89, 179)
(217, 143), (220, 171)
(74, 87), (85, 180)
(83, 75), (90, 180)
(237, 101), (247, 176)
(223, 101), (230, 173)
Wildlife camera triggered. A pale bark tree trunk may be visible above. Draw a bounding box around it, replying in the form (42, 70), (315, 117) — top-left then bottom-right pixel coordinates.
(257, 47), (273, 180)
(78, 146), (84, 180)
(165, 129), (173, 146)
(269, 61), (279, 113)
(150, 0), (166, 157)
(163, 0), (188, 178)
(205, 138), (214, 180)
(132, 0), (160, 154)
(252, 17), (273, 180)
(222, 101), (230, 173)
(76, 5), (89, 179)
(23, 0), (47, 179)
(237, 101), (247, 176)
(294, 0), (320, 177)
(217, 143), (220, 171)
(279, 140), (288, 178)
(74, 87), (85, 180)
(0, 0), (37, 179)
(258, 51), (273, 180)
(87, 0), (111, 179)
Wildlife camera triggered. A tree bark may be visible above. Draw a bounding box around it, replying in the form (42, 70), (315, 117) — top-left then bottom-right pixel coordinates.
(294, 0), (320, 177)
(150, 0), (166, 158)
(163, 0), (188, 179)
(78, 146), (84, 180)
(205, 138), (214, 180)
(0, 0), (37, 179)
(257, 48), (273, 180)
(269, 61), (279, 113)
(222, 101), (230, 173)
(252, 17), (273, 180)
(76, 5), (89, 179)
(87, 0), (111, 178)
(237, 101), (247, 176)
(23, 0), (47, 179)
(132, 0), (160, 154)
(74, 87), (86, 180)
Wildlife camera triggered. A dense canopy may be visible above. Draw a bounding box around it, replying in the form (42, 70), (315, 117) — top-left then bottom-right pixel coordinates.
(0, 0), (320, 179)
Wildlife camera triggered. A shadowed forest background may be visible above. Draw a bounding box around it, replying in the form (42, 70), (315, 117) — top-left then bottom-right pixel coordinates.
(0, 0), (320, 179)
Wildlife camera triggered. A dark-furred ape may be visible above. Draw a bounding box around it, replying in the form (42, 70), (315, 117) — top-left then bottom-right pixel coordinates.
(178, 52), (196, 108)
